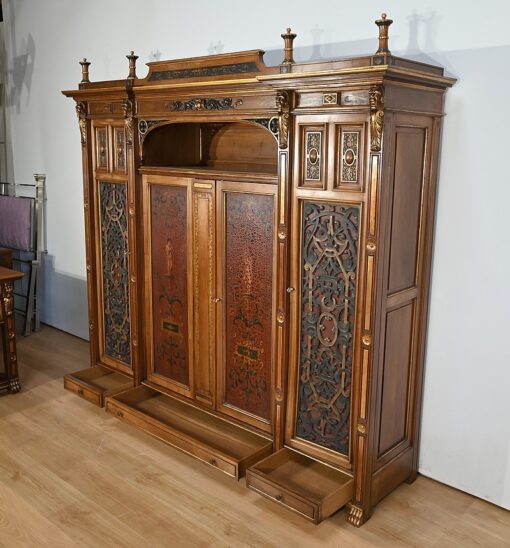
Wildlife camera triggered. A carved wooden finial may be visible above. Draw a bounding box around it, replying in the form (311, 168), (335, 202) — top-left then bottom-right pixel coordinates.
(375, 13), (393, 55)
(126, 50), (139, 79)
(281, 27), (297, 65)
(79, 58), (91, 84)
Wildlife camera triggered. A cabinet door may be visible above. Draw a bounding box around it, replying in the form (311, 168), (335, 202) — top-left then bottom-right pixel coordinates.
(95, 180), (132, 372)
(143, 175), (194, 397)
(216, 181), (278, 433)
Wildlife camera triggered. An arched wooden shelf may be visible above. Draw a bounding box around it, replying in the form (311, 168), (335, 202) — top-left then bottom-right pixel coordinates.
(141, 120), (278, 175)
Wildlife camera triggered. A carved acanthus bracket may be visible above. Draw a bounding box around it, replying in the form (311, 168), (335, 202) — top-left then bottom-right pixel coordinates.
(276, 90), (290, 149)
(76, 102), (87, 145)
(121, 98), (135, 146)
(369, 85), (384, 152)
(2, 281), (15, 317)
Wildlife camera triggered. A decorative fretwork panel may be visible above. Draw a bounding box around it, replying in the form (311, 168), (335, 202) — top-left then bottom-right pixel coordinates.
(150, 184), (190, 386)
(224, 191), (274, 420)
(295, 201), (360, 455)
(96, 127), (108, 170)
(99, 182), (131, 365)
(340, 130), (360, 184)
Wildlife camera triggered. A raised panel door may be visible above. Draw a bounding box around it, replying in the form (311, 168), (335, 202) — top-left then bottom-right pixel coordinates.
(143, 175), (194, 397)
(216, 181), (278, 433)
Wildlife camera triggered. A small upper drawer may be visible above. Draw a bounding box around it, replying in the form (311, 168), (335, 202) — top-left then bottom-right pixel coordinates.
(63, 365), (132, 407)
(88, 101), (124, 116)
(247, 448), (354, 524)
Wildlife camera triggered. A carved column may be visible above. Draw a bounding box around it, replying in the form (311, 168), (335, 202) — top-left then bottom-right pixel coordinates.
(273, 90), (292, 448)
(347, 83), (385, 527)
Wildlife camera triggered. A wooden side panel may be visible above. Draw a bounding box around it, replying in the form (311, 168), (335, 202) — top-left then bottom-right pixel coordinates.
(193, 185), (215, 406)
(378, 304), (413, 455)
(150, 184), (191, 387)
(387, 128), (426, 293)
(218, 183), (277, 429)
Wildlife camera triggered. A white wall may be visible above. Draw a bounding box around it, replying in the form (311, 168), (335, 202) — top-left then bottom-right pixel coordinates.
(2, 0), (509, 509)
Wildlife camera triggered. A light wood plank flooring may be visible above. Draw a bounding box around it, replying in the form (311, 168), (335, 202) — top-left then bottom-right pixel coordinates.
(0, 325), (508, 547)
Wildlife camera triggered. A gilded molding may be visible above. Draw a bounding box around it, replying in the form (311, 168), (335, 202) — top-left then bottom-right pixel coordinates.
(369, 85), (384, 152)
(76, 101), (87, 145)
(121, 98), (134, 146)
(276, 90), (290, 149)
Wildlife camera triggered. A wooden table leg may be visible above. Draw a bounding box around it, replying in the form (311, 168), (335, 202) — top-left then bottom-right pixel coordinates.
(1, 280), (21, 393)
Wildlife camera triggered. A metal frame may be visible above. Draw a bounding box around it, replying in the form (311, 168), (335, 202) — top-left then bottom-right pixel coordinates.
(0, 173), (46, 335)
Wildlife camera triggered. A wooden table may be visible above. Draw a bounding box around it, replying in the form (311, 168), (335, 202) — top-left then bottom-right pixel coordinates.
(0, 266), (24, 393)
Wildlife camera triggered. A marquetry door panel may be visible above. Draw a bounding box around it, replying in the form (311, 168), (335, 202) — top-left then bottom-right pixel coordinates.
(216, 181), (278, 433)
(95, 180), (132, 372)
(143, 176), (194, 397)
(286, 198), (361, 468)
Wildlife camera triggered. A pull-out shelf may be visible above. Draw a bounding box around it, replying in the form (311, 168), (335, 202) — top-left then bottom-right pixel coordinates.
(63, 365), (133, 407)
(106, 385), (273, 479)
(246, 448), (354, 524)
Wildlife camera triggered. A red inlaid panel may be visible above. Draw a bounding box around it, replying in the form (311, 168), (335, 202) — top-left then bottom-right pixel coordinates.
(224, 191), (274, 421)
(151, 184), (190, 386)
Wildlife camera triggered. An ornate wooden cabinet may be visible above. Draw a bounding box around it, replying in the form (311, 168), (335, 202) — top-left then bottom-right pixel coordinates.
(63, 15), (454, 525)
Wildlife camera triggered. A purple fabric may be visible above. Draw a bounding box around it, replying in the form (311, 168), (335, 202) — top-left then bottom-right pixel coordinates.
(0, 196), (33, 251)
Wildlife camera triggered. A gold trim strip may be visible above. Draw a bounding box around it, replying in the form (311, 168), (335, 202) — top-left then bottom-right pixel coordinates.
(193, 182), (213, 189)
(356, 436), (365, 501)
(279, 152), (287, 226)
(360, 349), (369, 420)
(369, 155), (378, 235)
(364, 255), (374, 331)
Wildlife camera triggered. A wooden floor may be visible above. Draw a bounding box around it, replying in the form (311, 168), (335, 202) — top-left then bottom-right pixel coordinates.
(0, 325), (508, 547)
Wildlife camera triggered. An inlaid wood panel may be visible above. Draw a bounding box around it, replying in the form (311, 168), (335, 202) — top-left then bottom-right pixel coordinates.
(295, 201), (360, 456)
(150, 184), (190, 387)
(378, 303), (414, 456)
(220, 187), (276, 425)
(300, 126), (326, 189)
(388, 127), (426, 293)
(113, 126), (127, 173)
(192, 185), (215, 405)
(95, 127), (109, 170)
(98, 182), (131, 366)
(335, 125), (365, 191)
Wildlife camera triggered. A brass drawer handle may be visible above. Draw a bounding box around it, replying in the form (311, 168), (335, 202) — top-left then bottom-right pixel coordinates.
(275, 493), (284, 502)
(209, 458), (217, 466)
(116, 410), (124, 418)
(77, 388), (84, 396)
(212, 297), (222, 303)
(286, 287), (295, 293)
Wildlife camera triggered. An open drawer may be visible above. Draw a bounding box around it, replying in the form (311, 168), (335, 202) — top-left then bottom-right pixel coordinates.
(106, 385), (273, 479)
(247, 448), (354, 524)
(63, 365), (133, 407)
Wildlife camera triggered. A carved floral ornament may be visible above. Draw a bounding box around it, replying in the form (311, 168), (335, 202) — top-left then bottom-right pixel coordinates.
(276, 90), (290, 149)
(121, 98), (135, 146)
(369, 85), (384, 152)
